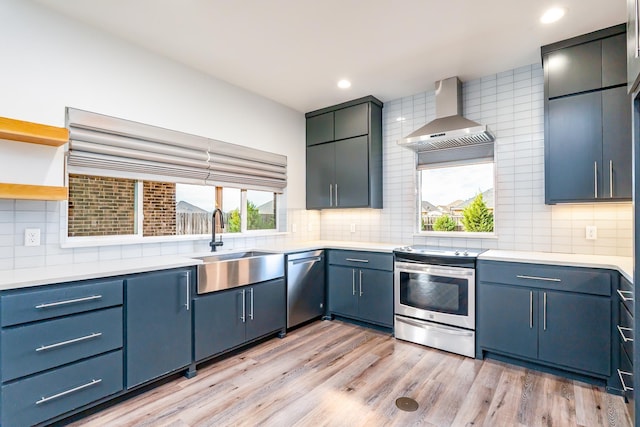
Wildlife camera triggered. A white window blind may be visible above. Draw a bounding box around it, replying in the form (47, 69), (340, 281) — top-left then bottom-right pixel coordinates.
(66, 108), (287, 192)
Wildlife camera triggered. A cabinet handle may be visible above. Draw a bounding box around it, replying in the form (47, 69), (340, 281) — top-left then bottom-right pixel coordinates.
(359, 270), (363, 296)
(543, 292), (547, 331)
(240, 289), (246, 322)
(594, 161), (598, 198)
(36, 332), (102, 352)
(35, 295), (102, 309)
(36, 379), (102, 405)
(329, 184), (333, 207)
(617, 289), (634, 302)
(335, 184), (338, 206)
(617, 325), (634, 342)
(516, 275), (561, 283)
(352, 269), (356, 296)
(184, 271), (190, 311)
(249, 288), (254, 320)
(529, 291), (533, 329)
(346, 258), (369, 263)
(618, 369), (634, 392)
(609, 160), (614, 198)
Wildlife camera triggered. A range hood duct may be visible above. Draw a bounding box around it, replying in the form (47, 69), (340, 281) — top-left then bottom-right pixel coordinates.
(398, 77), (495, 152)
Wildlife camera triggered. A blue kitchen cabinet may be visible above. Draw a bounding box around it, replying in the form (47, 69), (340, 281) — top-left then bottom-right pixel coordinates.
(327, 250), (393, 328)
(477, 260), (613, 380)
(194, 278), (286, 362)
(125, 268), (194, 389)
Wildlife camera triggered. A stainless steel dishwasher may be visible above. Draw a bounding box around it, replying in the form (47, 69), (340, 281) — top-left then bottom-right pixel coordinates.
(286, 250), (325, 328)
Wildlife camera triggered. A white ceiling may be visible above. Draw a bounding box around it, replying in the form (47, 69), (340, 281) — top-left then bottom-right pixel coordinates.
(34, 0), (626, 113)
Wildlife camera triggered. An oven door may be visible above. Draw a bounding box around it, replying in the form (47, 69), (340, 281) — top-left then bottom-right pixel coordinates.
(394, 261), (475, 329)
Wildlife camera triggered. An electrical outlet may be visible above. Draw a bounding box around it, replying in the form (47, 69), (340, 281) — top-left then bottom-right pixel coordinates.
(25, 228), (41, 247)
(585, 225), (597, 240)
(350, 223), (356, 233)
(292, 223), (297, 233)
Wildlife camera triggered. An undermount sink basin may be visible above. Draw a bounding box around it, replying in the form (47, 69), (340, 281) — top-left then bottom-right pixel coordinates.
(194, 251), (284, 294)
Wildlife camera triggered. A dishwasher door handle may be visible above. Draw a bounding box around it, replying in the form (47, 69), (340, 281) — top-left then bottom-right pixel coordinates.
(291, 257), (322, 265)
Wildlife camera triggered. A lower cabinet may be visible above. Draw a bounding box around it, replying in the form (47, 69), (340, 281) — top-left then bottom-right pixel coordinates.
(194, 278), (285, 362)
(326, 250), (393, 328)
(477, 260), (613, 381)
(125, 268), (193, 389)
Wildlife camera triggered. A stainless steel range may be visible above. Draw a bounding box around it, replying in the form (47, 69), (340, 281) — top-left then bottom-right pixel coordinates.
(393, 246), (484, 358)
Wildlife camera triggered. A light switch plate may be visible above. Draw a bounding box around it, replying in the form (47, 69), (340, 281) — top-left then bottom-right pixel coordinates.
(350, 223), (356, 233)
(585, 225), (597, 240)
(25, 228), (41, 246)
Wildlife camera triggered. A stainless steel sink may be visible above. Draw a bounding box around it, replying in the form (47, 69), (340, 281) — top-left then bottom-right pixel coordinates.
(194, 251), (284, 294)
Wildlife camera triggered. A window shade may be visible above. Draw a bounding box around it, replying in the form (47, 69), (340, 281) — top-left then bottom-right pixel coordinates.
(66, 108), (287, 192)
(416, 143), (494, 169)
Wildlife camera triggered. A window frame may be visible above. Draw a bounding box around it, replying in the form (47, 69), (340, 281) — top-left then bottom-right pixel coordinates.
(61, 176), (285, 248)
(415, 159), (498, 239)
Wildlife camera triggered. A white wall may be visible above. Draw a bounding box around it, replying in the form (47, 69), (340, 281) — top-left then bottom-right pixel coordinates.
(0, 0), (305, 209)
(320, 64), (633, 257)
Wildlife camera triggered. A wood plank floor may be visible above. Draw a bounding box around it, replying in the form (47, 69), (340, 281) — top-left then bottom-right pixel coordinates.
(69, 320), (632, 427)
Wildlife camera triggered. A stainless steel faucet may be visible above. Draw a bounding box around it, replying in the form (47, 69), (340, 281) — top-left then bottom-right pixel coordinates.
(210, 208), (225, 252)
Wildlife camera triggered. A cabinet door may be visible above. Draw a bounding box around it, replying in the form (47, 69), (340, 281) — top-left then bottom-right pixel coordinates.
(546, 92), (603, 202)
(193, 288), (245, 361)
(306, 143), (335, 209)
(546, 41), (602, 98)
(476, 283), (537, 359)
(125, 269), (192, 388)
(602, 86), (632, 199)
(538, 290), (611, 376)
(357, 269), (393, 327)
(628, 0), (640, 90)
(334, 136), (370, 208)
(327, 266), (358, 317)
(245, 279), (286, 341)
(306, 112), (334, 146)
(334, 103), (369, 140)
(602, 34), (627, 87)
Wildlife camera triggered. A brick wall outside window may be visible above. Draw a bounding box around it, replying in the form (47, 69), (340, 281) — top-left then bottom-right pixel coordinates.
(143, 181), (176, 236)
(68, 174), (136, 237)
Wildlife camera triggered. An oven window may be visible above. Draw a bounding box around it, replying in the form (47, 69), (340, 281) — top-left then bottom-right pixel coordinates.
(399, 272), (468, 316)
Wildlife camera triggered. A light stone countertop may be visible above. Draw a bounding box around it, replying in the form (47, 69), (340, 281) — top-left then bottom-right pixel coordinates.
(479, 249), (633, 282)
(0, 242), (633, 291)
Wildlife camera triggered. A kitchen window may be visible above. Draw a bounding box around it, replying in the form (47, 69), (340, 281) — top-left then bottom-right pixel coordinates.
(419, 161), (495, 234)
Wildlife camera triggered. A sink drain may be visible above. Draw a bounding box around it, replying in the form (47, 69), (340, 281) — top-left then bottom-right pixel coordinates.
(395, 397), (419, 412)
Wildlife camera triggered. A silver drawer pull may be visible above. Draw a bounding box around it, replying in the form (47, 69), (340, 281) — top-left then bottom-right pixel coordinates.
(618, 369), (634, 392)
(345, 258), (369, 263)
(617, 290), (634, 302)
(36, 378), (102, 405)
(617, 326), (634, 343)
(35, 295), (102, 309)
(516, 275), (561, 283)
(36, 332), (102, 352)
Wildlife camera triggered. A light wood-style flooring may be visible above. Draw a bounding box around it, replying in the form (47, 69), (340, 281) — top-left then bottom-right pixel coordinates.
(69, 320), (632, 427)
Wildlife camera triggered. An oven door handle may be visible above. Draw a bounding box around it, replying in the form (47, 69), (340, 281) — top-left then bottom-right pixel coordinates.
(395, 316), (474, 337)
(395, 263), (474, 278)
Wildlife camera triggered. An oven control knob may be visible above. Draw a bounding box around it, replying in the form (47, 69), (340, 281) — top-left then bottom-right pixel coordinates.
(464, 251), (469, 256)
(455, 251), (460, 255)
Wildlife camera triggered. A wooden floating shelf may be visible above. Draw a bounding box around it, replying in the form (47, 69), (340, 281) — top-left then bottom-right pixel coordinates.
(0, 116), (68, 147)
(0, 183), (67, 201)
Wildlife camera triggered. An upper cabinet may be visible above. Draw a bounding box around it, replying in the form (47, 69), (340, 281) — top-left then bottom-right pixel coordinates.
(542, 24), (631, 204)
(0, 116), (69, 201)
(628, 0), (640, 92)
(305, 96), (383, 210)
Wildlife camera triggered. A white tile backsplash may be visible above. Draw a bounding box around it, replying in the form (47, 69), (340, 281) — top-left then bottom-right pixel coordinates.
(320, 63), (633, 257)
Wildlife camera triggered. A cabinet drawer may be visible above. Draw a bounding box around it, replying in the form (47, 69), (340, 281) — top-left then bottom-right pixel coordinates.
(2, 307), (122, 382)
(328, 250), (393, 271)
(478, 261), (611, 296)
(619, 275), (634, 314)
(1, 350), (123, 427)
(619, 343), (634, 397)
(619, 302), (634, 361)
(1, 279), (123, 326)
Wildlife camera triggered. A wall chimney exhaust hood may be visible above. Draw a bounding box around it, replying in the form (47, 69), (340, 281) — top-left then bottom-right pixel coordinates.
(397, 77), (495, 152)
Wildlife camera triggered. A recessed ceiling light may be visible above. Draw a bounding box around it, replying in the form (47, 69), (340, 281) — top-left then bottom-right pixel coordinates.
(540, 7), (566, 24)
(337, 79), (351, 89)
